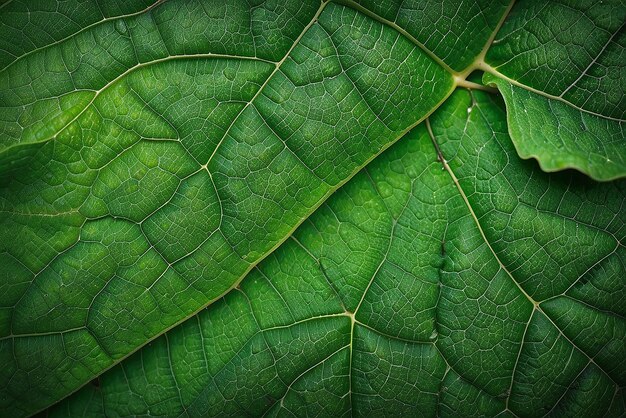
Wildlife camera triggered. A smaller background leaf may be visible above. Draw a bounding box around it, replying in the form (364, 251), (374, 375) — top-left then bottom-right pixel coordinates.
(484, 73), (626, 181)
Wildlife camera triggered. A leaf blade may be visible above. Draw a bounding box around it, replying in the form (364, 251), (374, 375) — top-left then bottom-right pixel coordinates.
(49, 89), (625, 417)
(483, 0), (626, 179)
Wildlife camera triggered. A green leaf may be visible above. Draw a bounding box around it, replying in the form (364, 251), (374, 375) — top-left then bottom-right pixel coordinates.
(0, 0), (624, 416)
(0, 0), (472, 414)
(484, 74), (626, 181)
(49, 90), (626, 417)
(482, 0), (626, 180)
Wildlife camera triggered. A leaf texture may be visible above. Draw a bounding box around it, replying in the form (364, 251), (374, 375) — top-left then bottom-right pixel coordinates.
(483, 0), (626, 180)
(0, 0), (624, 416)
(48, 90), (626, 418)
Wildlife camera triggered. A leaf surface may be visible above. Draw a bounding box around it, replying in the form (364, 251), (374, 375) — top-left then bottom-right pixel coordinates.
(0, 0), (624, 416)
(483, 0), (626, 180)
(0, 0), (496, 414)
(49, 90), (626, 418)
